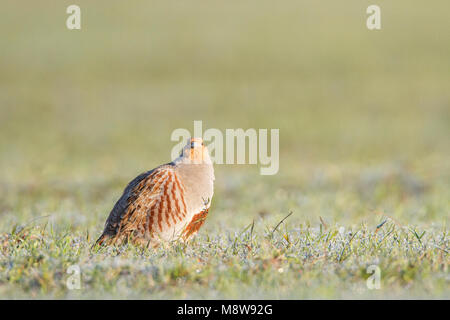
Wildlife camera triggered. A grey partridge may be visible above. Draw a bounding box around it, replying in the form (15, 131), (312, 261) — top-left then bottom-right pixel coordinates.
(96, 138), (214, 247)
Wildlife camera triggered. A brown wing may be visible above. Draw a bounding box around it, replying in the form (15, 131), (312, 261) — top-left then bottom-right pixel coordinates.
(95, 164), (187, 246)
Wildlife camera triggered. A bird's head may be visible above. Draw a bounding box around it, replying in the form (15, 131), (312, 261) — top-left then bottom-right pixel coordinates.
(177, 138), (212, 165)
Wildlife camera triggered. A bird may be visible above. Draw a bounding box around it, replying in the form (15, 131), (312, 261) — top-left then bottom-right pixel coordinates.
(95, 137), (214, 247)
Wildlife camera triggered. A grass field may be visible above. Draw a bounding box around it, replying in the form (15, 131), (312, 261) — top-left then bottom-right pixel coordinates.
(0, 1), (449, 299)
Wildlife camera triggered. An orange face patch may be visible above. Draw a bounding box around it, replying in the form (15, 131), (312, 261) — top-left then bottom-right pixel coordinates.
(187, 138), (206, 163)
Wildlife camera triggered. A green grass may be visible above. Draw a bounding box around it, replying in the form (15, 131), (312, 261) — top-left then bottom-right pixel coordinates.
(0, 218), (448, 299)
(0, 0), (449, 298)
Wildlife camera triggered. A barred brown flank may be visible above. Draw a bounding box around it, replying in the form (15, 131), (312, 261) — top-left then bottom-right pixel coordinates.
(182, 208), (209, 240)
(95, 138), (214, 247)
(166, 177), (175, 223)
(174, 175), (188, 215)
(172, 177), (183, 221)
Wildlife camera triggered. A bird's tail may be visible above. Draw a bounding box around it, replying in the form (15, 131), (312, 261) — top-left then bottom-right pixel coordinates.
(93, 233), (111, 248)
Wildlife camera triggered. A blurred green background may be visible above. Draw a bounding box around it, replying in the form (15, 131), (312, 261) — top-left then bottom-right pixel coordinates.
(0, 1), (449, 236)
